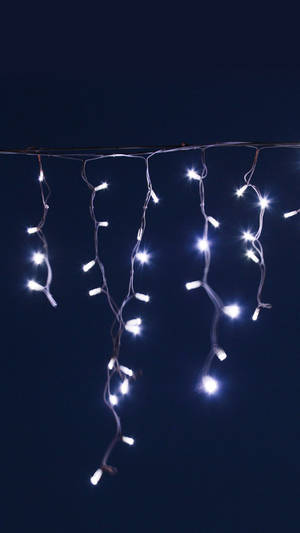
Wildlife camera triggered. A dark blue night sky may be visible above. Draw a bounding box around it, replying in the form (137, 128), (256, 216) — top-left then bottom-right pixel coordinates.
(1, 66), (300, 533)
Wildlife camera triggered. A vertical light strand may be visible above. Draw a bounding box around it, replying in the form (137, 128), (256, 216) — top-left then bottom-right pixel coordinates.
(27, 155), (57, 307)
(81, 155), (156, 484)
(237, 149), (272, 320)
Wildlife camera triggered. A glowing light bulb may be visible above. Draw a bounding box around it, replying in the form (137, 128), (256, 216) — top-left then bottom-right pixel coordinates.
(122, 436), (134, 446)
(215, 348), (227, 361)
(185, 280), (202, 291)
(38, 171), (44, 182)
(27, 227), (38, 234)
(259, 197), (269, 209)
(108, 358), (115, 370)
(28, 280), (44, 291)
(119, 365), (134, 377)
(32, 252), (45, 265)
(135, 293), (150, 303)
(109, 394), (118, 406)
(82, 260), (96, 272)
(242, 231), (255, 242)
(187, 169), (201, 181)
(90, 468), (103, 486)
(208, 216), (220, 228)
(88, 287), (102, 296)
(126, 318), (142, 327)
(94, 182), (108, 191)
(137, 228), (143, 241)
(223, 304), (240, 319)
(99, 221), (109, 227)
(151, 190), (159, 204)
(125, 323), (141, 335)
(120, 378), (129, 395)
(197, 238), (209, 252)
(283, 210), (298, 219)
(246, 250), (259, 263)
(236, 184), (247, 197)
(252, 307), (260, 321)
(202, 375), (218, 394)
(136, 251), (150, 264)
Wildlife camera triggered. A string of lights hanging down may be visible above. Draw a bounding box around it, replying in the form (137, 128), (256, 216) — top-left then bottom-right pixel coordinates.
(18, 140), (299, 486)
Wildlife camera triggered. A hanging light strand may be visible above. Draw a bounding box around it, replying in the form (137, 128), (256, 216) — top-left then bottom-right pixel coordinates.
(27, 155), (57, 307)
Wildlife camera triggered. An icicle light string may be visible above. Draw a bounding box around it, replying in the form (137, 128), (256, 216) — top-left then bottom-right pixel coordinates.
(81, 154), (157, 484)
(19, 141), (299, 484)
(27, 155), (57, 307)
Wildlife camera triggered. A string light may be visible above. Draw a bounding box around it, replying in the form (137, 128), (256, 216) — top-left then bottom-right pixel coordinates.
(187, 168), (201, 180)
(135, 292), (150, 302)
(252, 307), (260, 321)
(136, 251), (150, 264)
(88, 287), (102, 296)
(242, 230), (255, 242)
(197, 238), (209, 252)
(202, 375), (218, 395)
(284, 209), (300, 218)
(215, 348), (227, 361)
(185, 280), (202, 291)
(99, 221), (109, 227)
(90, 469), (103, 486)
(259, 196), (270, 209)
(119, 365), (134, 377)
(246, 249), (260, 263)
(82, 260), (96, 272)
(108, 358), (115, 370)
(122, 436), (135, 445)
(236, 184), (248, 197)
(151, 190), (159, 203)
(28, 280), (44, 291)
(207, 216), (220, 228)
(94, 182), (108, 191)
(223, 304), (240, 319)
(32, 251), (45, 265)
(120, 378), (129, 395)
(109, 394), (118, 406)
(27, 226), (39, 234)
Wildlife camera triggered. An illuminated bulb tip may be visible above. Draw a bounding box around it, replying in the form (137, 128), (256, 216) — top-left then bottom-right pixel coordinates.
(236, 184), (247, 197)
(151, 190), (159, 204)
(216, 348), (227, 361)
(202, 375), (218, 395)
(99, 221), (109, 227)
(283, 210), (298, 219)
(135, 293), (150, 303)
(259, 197), (269, 209)
(126, 318), (142, 326)
(125, 324), (141, 335)
(32, 252), (45, 265)
(109, 394), (118, 406)
(242, 231), (255, 242)
(136, 251), (150, 264)
(252, 308), (260, 321)
(90, 468), (103, 486)
(197, 238), (209, 252)
(246, 250), (259, 263)
(208, 216), (220, 228)
(88, 287), (102, 296)
(223, 304), (240, 319)
(27, 280), (44, 291)
(108, 357), (115, 370)
(122, 436), (135, 446)
(185, 280), (202, 291)
(27, 227), (38, 234)
(94, 182), (108, 191)
(38, 171), (44, 182)
(120, 378), (129, 395)
(187, 169), (201, 181)
(137, 229), (143, 241)
(82, 260), (96, 272)
(119, 365), (134, 377)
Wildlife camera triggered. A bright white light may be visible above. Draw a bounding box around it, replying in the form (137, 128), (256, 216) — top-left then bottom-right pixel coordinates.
(125, 324), (141, 335)
(99, 221), (109, 227)
(122, 436), (134, 446)
(120, 378), (129, 395)
(90, 468), (103, 486)
(242, 231), (255, 242)
(151, 190), (159, 204)
(94, 182), (108, 191)
(108, 358), (115, 370)
(246, 250), (259, 263)
(252, 307), (260, 321)
(185, 280), (202, 291)
(187, 169), (201, 181)
(119, 365), (134, 377)
(27, 227), (38, 234)
(223, 304), (240, 319)
(202, 375), (218, 395)
(38, 171), (44, 182)
(197, 238), (209, 252)
(126, 318), (142, 327)
(136, 251), (150, 264)
(32, 252), (45, 265)
(28, 280), (44, 291)
(135, 293), (150, 303)
(109, 394), (118, 406)
(208, 216), (220, 228)
(88, 287), (102, 296)
(82, 260), (96, 272)
(236, 184), (247, 197)
(216, 348), (227, 361)
(259, 197), (269, 209)
(137, 228), (143, 241)
(283, 210), (298, 219)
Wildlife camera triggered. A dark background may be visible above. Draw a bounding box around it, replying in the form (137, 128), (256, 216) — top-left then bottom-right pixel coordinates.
(1, 13), (300, 532)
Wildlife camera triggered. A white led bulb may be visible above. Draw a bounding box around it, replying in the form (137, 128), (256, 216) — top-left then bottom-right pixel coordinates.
(90, 468), (103, 486)
(88, 287), (102, 296)
(27, 227), (39, 234)
(246, 250), (259, 263)
(27, 280), (44, 291)
(120, 378), (129, 395)
(82, 260), (96, 272)
(223, 304), (240, 319)
(185, 280), (202, 291)
(122, 436), (134, 445)
(202, 375), (218, 395)
(151, 190), (159, 204)
(135, 293), (150, 303)
(208, 216), (220, 228)
(94, 182), (108, 191)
